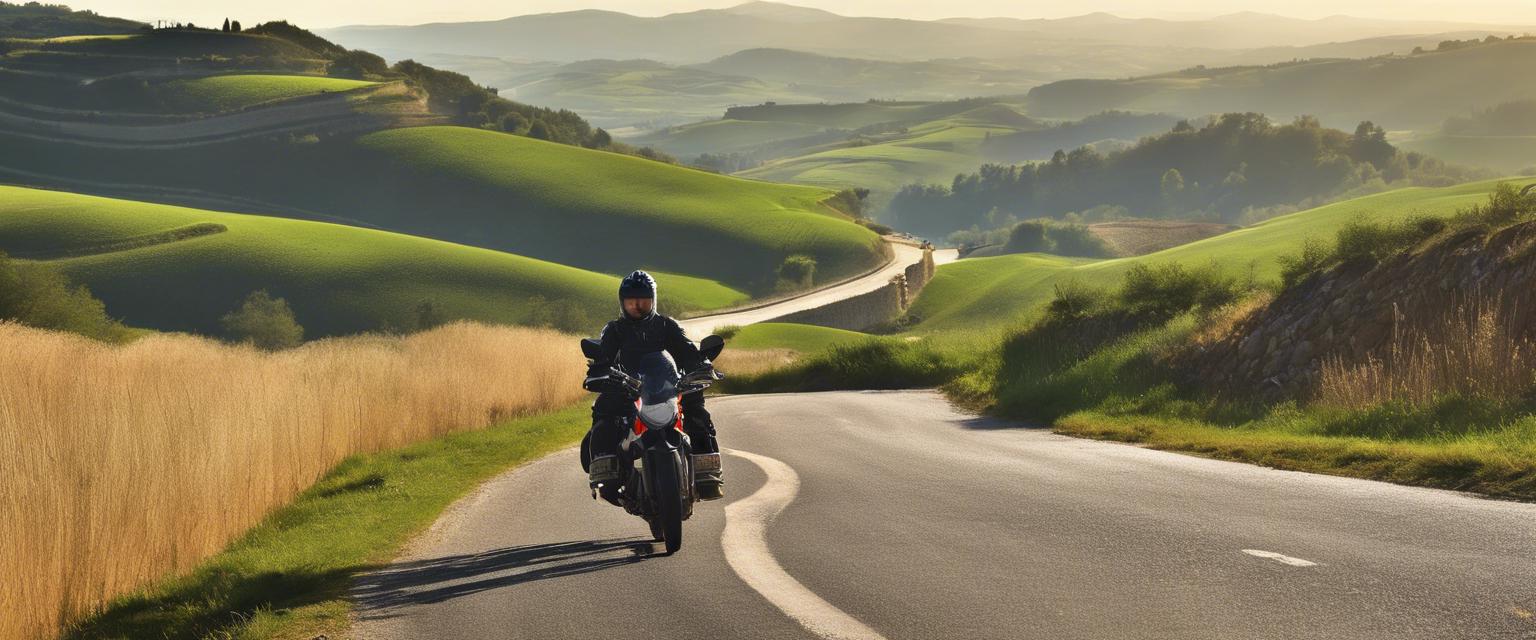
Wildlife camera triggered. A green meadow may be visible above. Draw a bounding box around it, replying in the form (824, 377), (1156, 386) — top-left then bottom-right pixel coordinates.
(0, 186), (749, 336)
(159, 74), (377, 112)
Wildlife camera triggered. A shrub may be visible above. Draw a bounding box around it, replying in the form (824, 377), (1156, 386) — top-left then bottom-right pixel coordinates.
(1277, 237), (1331, 288)
(1451, 182), (1536, 229)
(775, 255), (817, 292)
(0, 251), (127, 342)
(220, 290), (304, 350)
(1045, 280), (1108, 321)
(1118, 263), (1241, 323)
(1048, 222), (1114, 257)
(1005, 220), (1051, 253)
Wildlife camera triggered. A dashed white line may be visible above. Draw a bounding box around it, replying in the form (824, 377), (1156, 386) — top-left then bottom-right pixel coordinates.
(1242, 549), (1319, 567)
(722, 448), (890, 640)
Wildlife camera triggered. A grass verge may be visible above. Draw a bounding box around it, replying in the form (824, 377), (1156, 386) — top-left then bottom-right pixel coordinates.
(1055, 410), (1536, 500)
(65, 404), (589, 640)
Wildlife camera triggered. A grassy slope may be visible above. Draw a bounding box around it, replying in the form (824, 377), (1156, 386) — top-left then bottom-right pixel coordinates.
(158, 74), (376, 112)
(0, 126), (887, 292)
(0, 186), (747, 336)
(727, 322), (869, 352)
(66, 405), (590, 640)
(738, 104), (1036, 200)
(910, 179), (1509, 331)
(626, 119), (826, 157)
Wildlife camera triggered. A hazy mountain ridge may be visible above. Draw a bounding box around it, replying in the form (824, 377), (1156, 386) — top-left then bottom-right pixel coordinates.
(319, 1), (1528, 64)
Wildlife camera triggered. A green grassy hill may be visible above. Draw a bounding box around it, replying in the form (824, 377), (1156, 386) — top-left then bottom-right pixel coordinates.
(626, 119), (827, 157)
(1024, 38), (1536, 130)
(726, 322), (869, 352)
(0, 126), (887, 294)
(909, 179), (1512, 331)
(0, 185), (748, 336)
(157, 74), (378, 112)
(736, 103), (1038, 204)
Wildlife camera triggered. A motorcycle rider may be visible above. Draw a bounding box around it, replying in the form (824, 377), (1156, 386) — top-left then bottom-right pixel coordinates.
(584, 270), (724, 502)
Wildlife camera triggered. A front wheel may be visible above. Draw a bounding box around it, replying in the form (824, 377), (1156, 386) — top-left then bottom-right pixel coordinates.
(652, 450), (685, 554)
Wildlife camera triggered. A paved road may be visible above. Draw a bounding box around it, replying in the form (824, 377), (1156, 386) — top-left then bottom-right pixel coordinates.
(680, 245), (958, 338)
(352, 391), (1536, 640)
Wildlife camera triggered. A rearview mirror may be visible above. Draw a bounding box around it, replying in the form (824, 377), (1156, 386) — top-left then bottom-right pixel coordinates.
(699, 334), (724, 361)
(579, 338), (602, 360)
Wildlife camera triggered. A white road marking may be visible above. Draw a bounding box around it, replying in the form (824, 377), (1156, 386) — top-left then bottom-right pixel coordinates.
(722, 448), (890, 640)
(1242, 549), (1319, 567)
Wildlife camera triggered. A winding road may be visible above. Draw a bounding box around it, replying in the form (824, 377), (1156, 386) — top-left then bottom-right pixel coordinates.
(352, 391), (1536, 640)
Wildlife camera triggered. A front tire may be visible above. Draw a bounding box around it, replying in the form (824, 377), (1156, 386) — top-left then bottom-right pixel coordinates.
(653, 450), (685, 554)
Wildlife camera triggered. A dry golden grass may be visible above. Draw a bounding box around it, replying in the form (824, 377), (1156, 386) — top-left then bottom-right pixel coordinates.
(1188, 292), (1275, 349)
(0, 321), (585, 640)
(1089, 220), (1239, 256)
(714, 348), (800, 379)
(1320, 293), (1536, 408)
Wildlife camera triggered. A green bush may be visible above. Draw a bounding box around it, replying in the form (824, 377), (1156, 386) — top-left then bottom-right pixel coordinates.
(1277, 237), (1332, 288)
(1048, 222), (1114, 257)
(775, 255), (817, 293)
(1045, 280), (1109, 321)
(1117, 263), (1241, 323)
(1005, 220), (1050, 253)
(220, 290), (304, 350)
(0, 251), (128, 341)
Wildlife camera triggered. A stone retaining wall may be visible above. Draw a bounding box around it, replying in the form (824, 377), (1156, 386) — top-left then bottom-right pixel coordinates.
(771, 246), (935, 331)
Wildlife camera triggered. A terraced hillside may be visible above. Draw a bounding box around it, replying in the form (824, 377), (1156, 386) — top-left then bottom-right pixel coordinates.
(0, 186), (748, 336)
(908, 179), (1514, 331)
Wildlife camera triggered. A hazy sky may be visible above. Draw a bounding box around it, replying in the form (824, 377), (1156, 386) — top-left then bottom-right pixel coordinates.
(83, 0), (1536, 30)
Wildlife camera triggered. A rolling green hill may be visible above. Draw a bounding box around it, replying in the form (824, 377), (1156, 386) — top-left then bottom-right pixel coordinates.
(735, 103), (1038, 205)
(909, 179), (1512, 331)
(1024, 38), (1536, 130)
(0, 185), (747, 336)
(0, 125), (887, 294)
(158, 74), (378, 112)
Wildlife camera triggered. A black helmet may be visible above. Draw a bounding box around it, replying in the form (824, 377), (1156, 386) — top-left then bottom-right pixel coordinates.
(619, 270), (657, 318)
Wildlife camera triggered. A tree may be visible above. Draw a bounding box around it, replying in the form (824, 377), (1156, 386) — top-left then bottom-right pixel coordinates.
(1351, 121), (1395, 169)
(589, 128), (612, 148)
(1005, 220), (1050, 253)
(220, 290), (303, 350)
(527, 120), (551, 140)
(230, 20), (241, 32)
(221, 18), (229, 32)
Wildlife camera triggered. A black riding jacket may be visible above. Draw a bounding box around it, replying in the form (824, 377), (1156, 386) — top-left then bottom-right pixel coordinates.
(589, 313), (706, 377)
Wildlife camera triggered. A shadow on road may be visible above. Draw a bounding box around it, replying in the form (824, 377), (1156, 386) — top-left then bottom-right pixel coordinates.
(353, 538), (655, 617)
(953, 416), (1048, 431)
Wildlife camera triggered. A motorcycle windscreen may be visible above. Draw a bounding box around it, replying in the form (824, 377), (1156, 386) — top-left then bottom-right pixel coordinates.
(634, 351), (680, 428)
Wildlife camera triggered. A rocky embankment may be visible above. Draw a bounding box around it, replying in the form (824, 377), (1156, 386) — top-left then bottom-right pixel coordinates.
(1184, 221), (1536, 399)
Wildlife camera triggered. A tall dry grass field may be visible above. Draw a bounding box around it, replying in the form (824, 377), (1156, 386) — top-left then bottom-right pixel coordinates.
(0, 322), (586, 640)
(1319, 293), (1536, 408)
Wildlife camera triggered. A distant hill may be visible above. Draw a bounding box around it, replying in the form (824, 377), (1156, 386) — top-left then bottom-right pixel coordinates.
(0, 2), (143, 38)
(1401, 100), (1536, 172)
(321, 2), (1527, 64)
(886, 113), (1483, 238)
(1025, 37), (1536, 131)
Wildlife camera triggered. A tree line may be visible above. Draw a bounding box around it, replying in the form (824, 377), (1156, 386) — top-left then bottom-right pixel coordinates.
(886, 113), (1482, 239)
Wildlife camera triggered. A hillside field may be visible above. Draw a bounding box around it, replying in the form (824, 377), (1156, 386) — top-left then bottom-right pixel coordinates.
(0, 186), (749, 336)
(158, 74), (378, 113)
(910, 179), (1516, 330)
(0, 126), (887, 293)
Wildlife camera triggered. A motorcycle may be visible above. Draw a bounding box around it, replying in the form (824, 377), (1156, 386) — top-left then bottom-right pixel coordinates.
(579, 334), (725, 554)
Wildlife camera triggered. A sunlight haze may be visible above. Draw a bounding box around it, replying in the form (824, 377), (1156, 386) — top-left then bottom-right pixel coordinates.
(81, 0), (1536, 29)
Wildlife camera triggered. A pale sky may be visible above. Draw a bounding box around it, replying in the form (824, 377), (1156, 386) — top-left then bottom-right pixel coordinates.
(80, 0), (1536, 30)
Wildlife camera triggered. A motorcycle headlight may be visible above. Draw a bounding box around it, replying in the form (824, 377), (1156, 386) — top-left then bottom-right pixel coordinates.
(638, 398), (678, 428)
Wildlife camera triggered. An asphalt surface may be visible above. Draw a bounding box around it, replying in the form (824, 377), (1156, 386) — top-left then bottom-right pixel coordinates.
(352, 391), (1536, 640)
